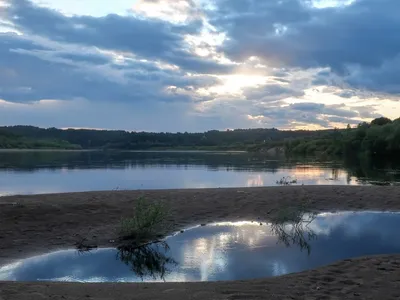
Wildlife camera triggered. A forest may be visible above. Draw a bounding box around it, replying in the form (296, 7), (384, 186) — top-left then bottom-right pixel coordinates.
(283, 117), (400, 158)
(0, 128), (81, 149)
(0, 125), (331, 150)
(0, 117), (399, 160)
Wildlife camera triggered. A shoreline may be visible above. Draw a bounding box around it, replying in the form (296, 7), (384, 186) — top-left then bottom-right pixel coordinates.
(0, 148), (98, 152)
(2, 185), (400, 299)
(0, 148), (248, 153)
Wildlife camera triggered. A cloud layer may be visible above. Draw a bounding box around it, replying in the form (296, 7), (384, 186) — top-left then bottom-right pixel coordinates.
(1, 0), (399, 131)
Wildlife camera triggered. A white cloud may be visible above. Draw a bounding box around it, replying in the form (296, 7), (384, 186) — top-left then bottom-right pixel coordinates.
(0, 0), (398, 131)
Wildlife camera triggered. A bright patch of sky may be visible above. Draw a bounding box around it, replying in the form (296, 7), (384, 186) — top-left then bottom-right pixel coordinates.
(307, 0), (356, 8)
(200, 74), (268, 96)
(133, 0), (197, 23)
(30, 0), (138, 16)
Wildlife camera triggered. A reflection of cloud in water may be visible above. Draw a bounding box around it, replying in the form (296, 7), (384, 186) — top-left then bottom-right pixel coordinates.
(246, 174), (264, 187)
(292, 166), (328, 178)
(173, 213), (400, 280)
(2, 212), (400, 282)
(311, 211), (400, 241)
(180, 223), (274, 281)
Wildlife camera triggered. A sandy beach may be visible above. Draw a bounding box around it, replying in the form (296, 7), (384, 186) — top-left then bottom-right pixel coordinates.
(1, 185), (400, 299)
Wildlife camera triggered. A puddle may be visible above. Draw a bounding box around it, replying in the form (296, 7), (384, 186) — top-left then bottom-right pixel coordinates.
(2, 211), (400, 282)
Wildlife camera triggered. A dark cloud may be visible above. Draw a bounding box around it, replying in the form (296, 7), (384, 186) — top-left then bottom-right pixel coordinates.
(244, 84), (305, 102)
(256, 105), (331, 128)
(7, 0), (192, 53)
(0, 34), (195, 103)
(0, 30), (222, 104)
(209, 0), (400, 94)
(290, 102), (324, 112)
(327, 116), (361, 124)
(212, 0), (400, 69)
(4, 0), (232, 74)
(58, 53), (111, 64)
(344, 55), (400, 94)
(289, 102), (359, 118)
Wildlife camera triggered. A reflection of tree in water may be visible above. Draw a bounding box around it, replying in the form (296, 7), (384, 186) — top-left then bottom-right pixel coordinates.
(269, 199), (317, 255)
(0, 151), (286, 172)
(331, 168), (339, 181)
(343, 155), (400, 185)
(117, 241), (178, 281)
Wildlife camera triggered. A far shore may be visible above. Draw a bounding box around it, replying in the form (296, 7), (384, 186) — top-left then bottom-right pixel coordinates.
(0, 148), (99, 152)
(1, 185), (400, 299)
(0, 148), (248, 153)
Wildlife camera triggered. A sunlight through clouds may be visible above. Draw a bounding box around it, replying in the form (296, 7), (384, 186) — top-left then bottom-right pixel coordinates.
(199, 74), (268, 96)
(306, 0), (356, 9)
(0, 0), (399, 131)
(133, 0), (201, 23)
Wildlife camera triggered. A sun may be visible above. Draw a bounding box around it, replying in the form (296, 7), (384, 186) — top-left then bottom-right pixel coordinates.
(198, 74), (268, 96)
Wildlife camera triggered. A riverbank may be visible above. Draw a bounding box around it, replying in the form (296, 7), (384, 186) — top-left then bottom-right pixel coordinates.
(1, 186), (400, 299)
(0, 148), (248, 152)
(0, 148), (98, 152)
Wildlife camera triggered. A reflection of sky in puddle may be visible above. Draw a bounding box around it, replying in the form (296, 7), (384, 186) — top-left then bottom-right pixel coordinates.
(2, 212), (400, 282)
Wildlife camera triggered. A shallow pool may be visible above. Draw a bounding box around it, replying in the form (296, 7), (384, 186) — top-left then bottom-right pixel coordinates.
(2, 211), (400, 282)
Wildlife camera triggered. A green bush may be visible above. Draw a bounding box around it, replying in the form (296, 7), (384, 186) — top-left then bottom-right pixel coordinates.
(119, 197), (169, 242)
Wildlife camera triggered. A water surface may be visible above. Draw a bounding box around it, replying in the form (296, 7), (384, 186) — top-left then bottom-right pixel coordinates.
(1, 151), (399, 195)
(2, 212), (400, 282)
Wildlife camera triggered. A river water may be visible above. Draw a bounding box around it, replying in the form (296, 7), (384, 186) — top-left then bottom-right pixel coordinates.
(0, 150), (399, 195)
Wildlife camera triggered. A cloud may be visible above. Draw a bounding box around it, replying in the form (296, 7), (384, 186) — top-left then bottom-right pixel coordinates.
(0, 31), (224, 104)
(212, 0), (400, 69)
(289, 102), (358, 118)
(210, 0), (400, 94)
(0, 0), (399, 131)
(4, 0), (234, 74)
(244, 84), (305, 103)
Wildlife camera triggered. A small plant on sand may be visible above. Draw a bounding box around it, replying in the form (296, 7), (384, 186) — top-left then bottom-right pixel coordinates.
(118, 197), (170, 243)
(276, 176), (298, 185)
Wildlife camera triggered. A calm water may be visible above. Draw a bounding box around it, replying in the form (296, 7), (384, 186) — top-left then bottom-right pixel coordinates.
(2, 212), (400, 282)
(0, 150), (400, 195)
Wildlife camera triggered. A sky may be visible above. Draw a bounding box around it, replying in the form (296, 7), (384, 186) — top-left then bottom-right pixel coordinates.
(0, 0), (400, 132)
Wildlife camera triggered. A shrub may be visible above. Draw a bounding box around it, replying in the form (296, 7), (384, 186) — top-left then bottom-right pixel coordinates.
(119, 197), (169, 242)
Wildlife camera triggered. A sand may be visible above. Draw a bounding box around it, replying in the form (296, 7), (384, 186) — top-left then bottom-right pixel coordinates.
(1, 185), (400, 299)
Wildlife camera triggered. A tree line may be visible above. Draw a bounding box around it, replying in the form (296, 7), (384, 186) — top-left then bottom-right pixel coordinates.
(0, 128), (81, 149)
(1, 117), (399, 159)
(284, 117), (400, 159)
(0, 125), (331, 150)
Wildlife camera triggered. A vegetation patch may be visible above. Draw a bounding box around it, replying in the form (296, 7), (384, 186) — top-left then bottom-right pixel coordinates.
(118, 197), (170, 244)
(284, 117), (400, 159)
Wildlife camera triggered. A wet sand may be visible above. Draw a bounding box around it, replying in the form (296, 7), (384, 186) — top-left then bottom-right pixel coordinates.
(1, 185), (400, 299)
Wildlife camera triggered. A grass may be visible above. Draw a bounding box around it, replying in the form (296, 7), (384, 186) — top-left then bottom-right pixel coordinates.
(118, 197), (170, 243)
